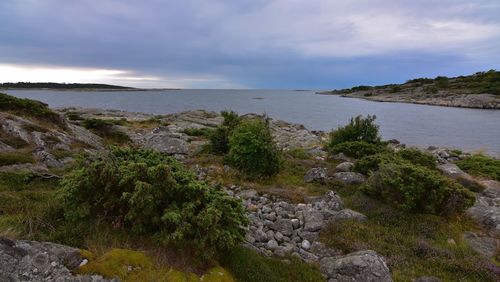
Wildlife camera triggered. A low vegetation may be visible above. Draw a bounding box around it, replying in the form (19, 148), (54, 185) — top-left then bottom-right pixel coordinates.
(456, 154), (500, 181)
(208, 110), (241, 155)
(58, 147), (248, 256)
(81, 118), (131, 145)
(0, 93), (65, 127)
(226, 118), (282, 178)
(0, 151), (34, 166)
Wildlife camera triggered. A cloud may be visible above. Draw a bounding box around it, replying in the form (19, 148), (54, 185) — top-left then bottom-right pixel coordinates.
(0, 0), (499, 88)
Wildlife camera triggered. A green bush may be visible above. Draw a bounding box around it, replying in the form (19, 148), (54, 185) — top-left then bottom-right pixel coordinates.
(353, 148), (436, 175)
(362, 162), (475, 215)
(396, 148), (436, 169)
(208, 111), (241, 155)
(0, 93), (65, 127)
(182, 127), (214, 137)
(58, 147), (248, 254)
(329, 141), (387, 159)
(326, 115), (381, 149)
(226, 118), (282, 178)
(456, 154), (500, 181)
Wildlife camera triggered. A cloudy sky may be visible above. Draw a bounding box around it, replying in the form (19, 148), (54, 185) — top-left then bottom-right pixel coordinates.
(1, 0), (499, 89)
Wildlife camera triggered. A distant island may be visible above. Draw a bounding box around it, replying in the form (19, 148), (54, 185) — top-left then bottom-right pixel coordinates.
(318, 70), (500, 109)
(0, 82), (137, 91)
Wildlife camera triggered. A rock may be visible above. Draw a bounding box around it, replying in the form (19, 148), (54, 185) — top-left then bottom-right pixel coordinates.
(333, 172), (366, 185)
(335, 162), (354, 172)
(0, 236), (111, 282)
(463, 232), (498, 258)
(320, 250), (392, 282)
(271, 218), (294, 237)
(275, 232), (284, 243)
(303, 209), (324, 232)
(254, 228), (269, 242)
(332, 153), (355, 162)
(141, 130), (189, 155)
(330, 209), (367, 222)
(266, 240), (279, 250)
(437, 163), (482, 190)
(291, 218), (300, 229)
(301, 240), (311, 250)
(298, 231), (319, 243)
(304, 167), (328, 184)
(237, 189), (258, 200)
(309, 242), (342, 258)
(466, 184), (500, 234)
(68, 123), (104, 149)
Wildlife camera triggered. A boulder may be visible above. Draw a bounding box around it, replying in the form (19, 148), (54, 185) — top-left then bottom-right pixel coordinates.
(142, 131), (189, 155)
(437, 163), (482, 190)
(466, 183), (500, 234)
(309, 242), (342, 258)
(335, 162), (354, 172)
(463, 232), (498, 258)
(333, 172), (366, 185)
(330, 209), (368, 222)
(303, 209), (324, 232)
(304, 167), (328, 184)
(320, 250), (392, 282)
(271, 218), (294, 237)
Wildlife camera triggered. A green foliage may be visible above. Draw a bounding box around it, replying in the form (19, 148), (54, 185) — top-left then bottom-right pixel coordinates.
(362, 162), (475, 215)
(0, 93), (64, 127)
(456, 154), (500, 181)
(0, 151), (34, 166)
(396, 148), (436, 169)
(406, 78), (434, 85)
(82, 118), (130, 145)
(329, 141), (387, 159)
(183, 127), (214, 137)
(208, 111), (242, 155)
(58, 147), (248, 254)
(220, 246), (324, 282)
(327, 115), (381, 147)
(226, 118), (282, 178)
(285, 148), (310, 160)
(354, 148), (436, 175)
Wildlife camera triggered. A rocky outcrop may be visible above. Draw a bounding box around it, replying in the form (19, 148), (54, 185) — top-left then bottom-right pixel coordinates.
(466, 180), (500, 235)
(333, 172), (366, 185)
(437, 163), (482, 190)
(319, 250), (392, 282)
(0, 237), (111, 282)
(463, 232), (498, 258)
(304, 167), (328, 184)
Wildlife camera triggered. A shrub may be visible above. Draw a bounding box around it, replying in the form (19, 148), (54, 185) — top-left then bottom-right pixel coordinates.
(0, 151), (34, 166)
(226, 118), (282, 178)
(0, 93), (65, 127)
(362, 162), (475, 215)
(329, 141), (387, 159)
(182, 127), (214, 137)
(456, 154), (500, 181)
(353, 152), (399, 175)
(58, 147), (248, 254)
(396, 148), (436, 169)
(327, 115), (381, 148)
(208, 111), (241, 155)
(82, 118), (130, 144)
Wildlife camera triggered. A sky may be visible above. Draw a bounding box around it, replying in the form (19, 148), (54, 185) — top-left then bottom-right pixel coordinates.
(0, 0), (499, 89)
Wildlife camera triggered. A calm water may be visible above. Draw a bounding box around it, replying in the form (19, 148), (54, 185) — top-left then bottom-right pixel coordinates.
(6, 89), (500, 156)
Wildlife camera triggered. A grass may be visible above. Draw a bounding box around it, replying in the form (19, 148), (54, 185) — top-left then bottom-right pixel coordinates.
(219, 246), (324, 282)
(0, 151), (34, 166)
(320, 185), (499, 281)
(456, 154), (500, 181)
(0, 128), (29, 149)
(0, 92), (65, 127)
(183, 127), (214, 137)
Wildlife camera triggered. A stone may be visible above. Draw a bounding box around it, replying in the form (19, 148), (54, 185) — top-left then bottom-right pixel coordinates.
(271, 218), (294, 237)
(320, 250), (392, 282)
(266, 240), (279, 250)
(335, 162), (354, 172)
(245, 234), (256, 244)
(141, 131), (189, 155)
(265, 212), (277, 221)
(303, 209), (324, 232)
(309, 242), (342, 258)
(330, 209), (367, 222)
(237, 189), (258, 200)
(275, 232), (284, 243)
(333, 172), (366, 185)
(463, 232), (498, 258)
(466, 185), (500, 234)
(301, 240), (311, 250)
(437, 163), (482, 190)
(254, 228), (268, 242)
(298, 231), (319, 243)
(291, 218), (300, 229)
(413, 277), (441, 282)
(304, 167), (328, 184)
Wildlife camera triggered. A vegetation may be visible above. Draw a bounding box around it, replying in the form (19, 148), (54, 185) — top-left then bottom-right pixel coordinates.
(220, 246), (324, 282)
(0, 82), (133, 90)
(226, 118), (282, 178)
(58, 147), (248, 255)
(0, 93), (64, 127)
(183, 127), (214, 137)
(82, 118), (131, 145)
(362, 162), (474, 215)
(0, 151), (34, 166)
(326, 115), (381, 147)
(456, 154), (500, 181)
(328, 141), (387, 159)
(208, 111), (241, 155)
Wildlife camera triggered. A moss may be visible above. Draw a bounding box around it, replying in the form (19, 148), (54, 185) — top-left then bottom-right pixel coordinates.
(77, 248), (154, 279)
(0, 151), (34, 166)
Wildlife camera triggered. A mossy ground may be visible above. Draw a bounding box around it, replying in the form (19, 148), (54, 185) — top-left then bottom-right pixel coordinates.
(456, 154), (500, 181)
